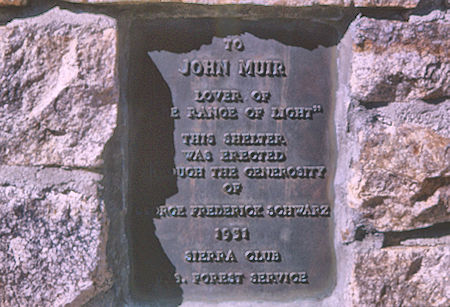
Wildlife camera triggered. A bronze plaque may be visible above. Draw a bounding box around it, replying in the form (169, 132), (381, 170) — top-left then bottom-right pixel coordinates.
(128, 19), (335, 304)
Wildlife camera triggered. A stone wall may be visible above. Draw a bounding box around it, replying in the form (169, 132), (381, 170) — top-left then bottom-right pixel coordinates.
(0, 0), (448, 306)
(341, 6), (449, 306)
(0, 8), (118, 306)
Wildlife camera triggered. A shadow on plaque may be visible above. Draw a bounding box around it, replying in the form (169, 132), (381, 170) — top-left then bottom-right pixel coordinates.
(127, 25), (181, 305)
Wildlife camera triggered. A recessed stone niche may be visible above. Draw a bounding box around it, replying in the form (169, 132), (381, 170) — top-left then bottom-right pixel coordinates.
(126, 18), (338, 305)
(1, 2), (448, 306)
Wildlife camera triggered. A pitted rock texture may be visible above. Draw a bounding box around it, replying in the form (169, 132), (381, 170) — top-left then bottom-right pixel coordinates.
(353, 0), (419, 7)
(0, 8), (118, 168)
(63, 0), (419, 8)
(348, 120), (450, 232)
(0, 0), (27, 6)
(0, 166), (112, 306)
(390, 100), (450, 137)
(351, 245), (450, 306)
(350, 10), (449, 104)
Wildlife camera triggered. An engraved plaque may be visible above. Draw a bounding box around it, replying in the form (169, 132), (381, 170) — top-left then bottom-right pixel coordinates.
(128, 19), (336, 304)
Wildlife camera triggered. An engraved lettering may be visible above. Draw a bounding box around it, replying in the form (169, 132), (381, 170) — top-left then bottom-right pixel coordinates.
(145, 23), (335, 298)
(187, 106), (238, 120)
(238, 60), (286, 77)
(170, 107), (180, 118)
(215, 227), (249, 241)
(320, 205), (331, 217)
(194, 89), (243, 103)
(244, 166), (326, 179)
(223, 133), (287, 146)
(190, 205), (265, 218)
(271, 105), (323, 120)
(267, 204), (331, 217)
(224, 38), (244, 51)
(179, 59), (230, 76)
(250, 272), (308, 284)
(233, 38), (244, 51)
(182, 149), (213, 162)
(203, 60), (215, 76)
(238, 60), (254, 76)
(178, 59), (190, 75)
(174, 273), (187, 284)
(173, 167), (205, 178)
(210, 166), (239, 179)
(181, 133), (216, 146)
(156, 206), (187, 218)
(192, 272), (244, 285)
(250, 90), (271, 103)
(185, 250), (237, 263)
(245, 250), (281, 262)
(223, 38), (232, 51)
(244, 107), (265, 120)
(223, 182), (242, 195)
(220, 150), (286, 162)
(191, 60), (203, 75)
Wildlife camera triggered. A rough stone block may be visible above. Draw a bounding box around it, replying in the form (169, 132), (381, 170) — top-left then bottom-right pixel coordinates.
(348, 121), (450, 232)
(0, 166), (112, 306)
(350, 10), (449, 103)
(61, 0), (352, 6)
(353, 0), (419, 7)
(0, 8), (118, 168)
(351, 245), (450, 306)
(62, 0), (419, 8)
(0, 0), (27, 6)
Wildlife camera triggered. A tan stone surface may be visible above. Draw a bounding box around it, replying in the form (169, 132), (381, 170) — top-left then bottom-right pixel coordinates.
(348, 121), (450, 232)
(63, 0), (419, 8)
(0, 166), (112, 306)
(0, 0), (27, 6)
(62, 0), (351, 6)
(0, 8), (118, 168)
(350, 10), (449, 103)
(353, 0), (419, 7)
(351, 245), (450, 306)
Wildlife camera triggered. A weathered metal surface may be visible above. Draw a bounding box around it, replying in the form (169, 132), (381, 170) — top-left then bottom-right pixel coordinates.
(129, 19), (335, 303)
